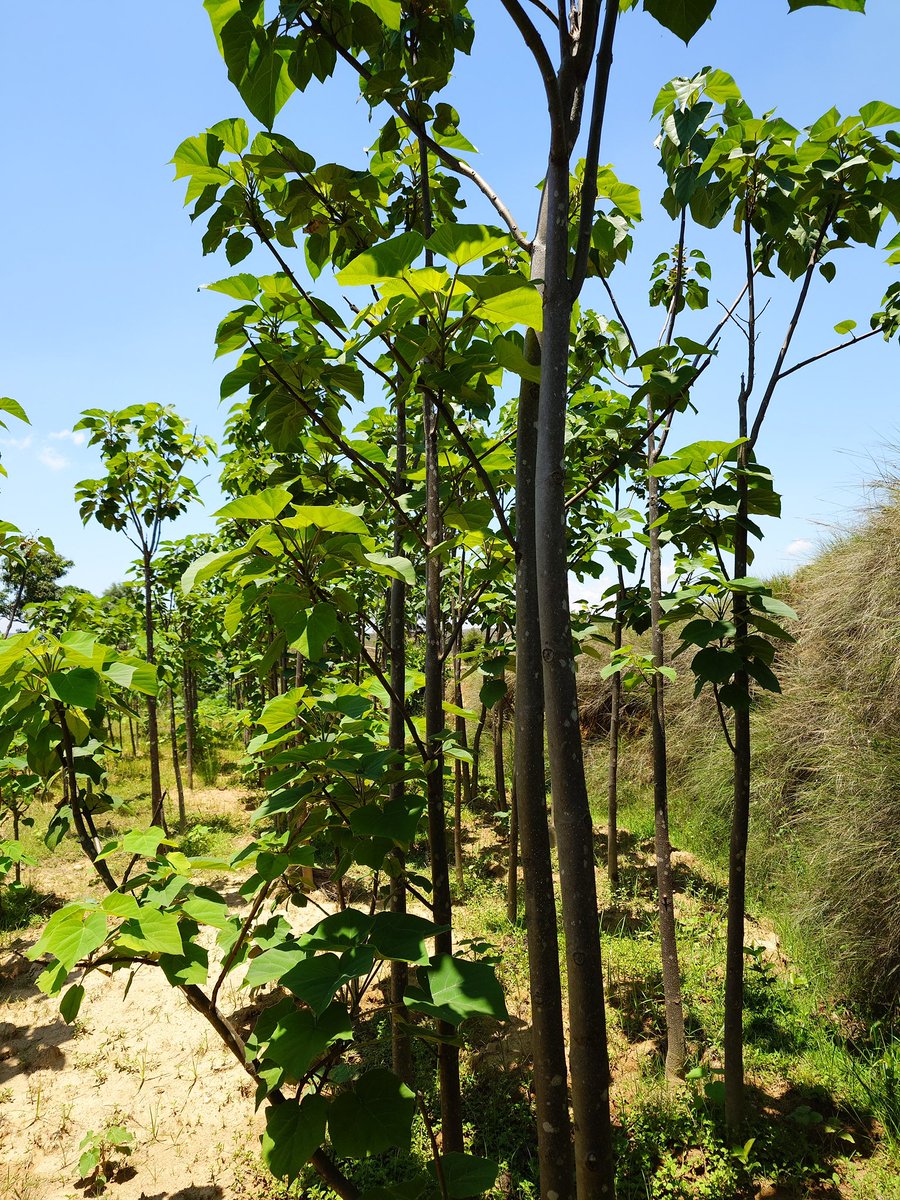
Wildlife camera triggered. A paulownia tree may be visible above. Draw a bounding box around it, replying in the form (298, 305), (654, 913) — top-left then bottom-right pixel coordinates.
(75, 405), (215, 829)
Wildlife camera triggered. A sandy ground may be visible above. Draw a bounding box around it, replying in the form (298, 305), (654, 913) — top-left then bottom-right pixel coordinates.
(0, 787), (341, 1200)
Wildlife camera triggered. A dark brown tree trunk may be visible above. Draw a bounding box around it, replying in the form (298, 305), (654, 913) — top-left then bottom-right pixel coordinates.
(515, 329), (574, 1199)
(506, 776), (518, 924)
(725, 418), (752, 1133)
(534, 153), (615, 1199)
(646, 419), (687, 1082)
(389, 389), (413, 1088)
(452, 570), (468, 890)
(169, 687), (187, 830)
(11, 802), (20, 885)
(143, 551), (164, 829)
(493, 692), (508, 815)
(606, 493), (624, 887)
(56, 704), (117, 892)
(423, 383), (462, 1151)
(182, 662), (195, 790)
(128, 713), (136, 757)
(468, 702), (486, 806)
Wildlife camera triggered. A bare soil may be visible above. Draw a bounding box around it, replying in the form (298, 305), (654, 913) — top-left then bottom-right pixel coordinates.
(0, 788), (329, 1200)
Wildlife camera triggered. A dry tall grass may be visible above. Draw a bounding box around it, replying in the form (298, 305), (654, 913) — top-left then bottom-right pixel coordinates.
(578, 483), (900, 1004)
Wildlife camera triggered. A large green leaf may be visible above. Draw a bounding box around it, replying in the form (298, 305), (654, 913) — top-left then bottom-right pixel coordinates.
(427, 224), (509, 266)
(859, 100), (900, 126)
(427, 1153), (499, 1198)
(122, 827), (172, 858)
(46, 668), (99, 710)
(103, 659), (159, 696)
(264, 1002), (351, 1077)
(364, 553), (416, 586)
(336, 233), (424, 285)
(258, 689), (304, 733)
(788, 0), (864, 10)
(242, 34), (295, 130)
(293, 602), (339, 661)
(119, 908), (184, 957)
(159, 941), (209, 986)
(282, 505), (369, 534)
(349, 798), (425, 846)
(281, 947), (375, 1014)
(181, 888), (230, 929)
(328, 1069), (416, 1158)
(244, 945), (306, 989)
(28, 905), (107, 971)
(214, 485), (293, 521)
(369, 912), (445, 965)
(262, 1094), (328, 1181)
(0, 397), (29, 425)
(202, 274), (260, 300)
(643, 0), (716, 42)
(460, 275), (543, 330)
(407, 955), (509, 1026)
(354, 0), (402, 30)
(203, 0), (243, 51)
(182, 548), (245, 593)
(299, 909), (374, 950)
(59, 984), (85, 1024)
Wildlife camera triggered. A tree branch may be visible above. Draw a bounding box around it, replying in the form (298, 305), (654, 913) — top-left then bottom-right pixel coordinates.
(778, 326), (881, 381)
(306, 15), (530, 251)
(570, 0), (620, 295)
(499, 0), (566, 139)
(749, 206), (836, 447)
(430, 393), (517, 551)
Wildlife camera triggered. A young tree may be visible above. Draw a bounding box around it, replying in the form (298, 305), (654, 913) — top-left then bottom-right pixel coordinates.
(75, 405), (215, 828)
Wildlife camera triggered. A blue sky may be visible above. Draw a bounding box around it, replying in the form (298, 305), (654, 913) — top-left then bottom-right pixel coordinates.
(2, 1), (899, 594)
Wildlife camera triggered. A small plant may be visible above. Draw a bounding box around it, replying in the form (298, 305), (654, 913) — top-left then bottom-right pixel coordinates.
(77, 1125), (135, 1195)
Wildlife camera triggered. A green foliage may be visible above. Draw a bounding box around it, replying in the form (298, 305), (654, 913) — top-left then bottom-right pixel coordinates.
(75, 405), (215, 553)
(77, 1124), (135, 1196)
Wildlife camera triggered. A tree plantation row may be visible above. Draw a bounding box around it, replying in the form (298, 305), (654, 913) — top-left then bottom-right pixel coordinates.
(3, 1), (900, 1197)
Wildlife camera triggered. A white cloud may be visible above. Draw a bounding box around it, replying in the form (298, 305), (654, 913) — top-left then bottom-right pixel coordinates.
(0, 434), (33, 451)
(50, 429), (86, 446)
(38, 446), (69, 471)
(785, 538), (814, 559)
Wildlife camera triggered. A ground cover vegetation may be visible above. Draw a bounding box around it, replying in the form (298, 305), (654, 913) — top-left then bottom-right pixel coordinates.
(2, 1), (900, 1197)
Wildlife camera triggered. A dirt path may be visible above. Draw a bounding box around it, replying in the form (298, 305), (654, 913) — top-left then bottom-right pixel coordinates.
(0, 834), (341, 1200)
(1, 930), (260, 1200)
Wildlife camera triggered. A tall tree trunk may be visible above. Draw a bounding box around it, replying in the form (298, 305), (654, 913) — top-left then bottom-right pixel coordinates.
(127, 713), (136, 757)
(534, 152), (616, 1199)
(606, 572), (623, 889)
(11, 800), (20, 885)
(515, 330), (574, 1199)
(725, 410), (752, 1133)
(182, 662), (195, 790)
(452, 560), (468, 890)
(169, 687), (187, 830)
(416, 125), (462, 1151)
(143, 551), (164, 830)
(646, 418), (687, 1082)
(389, 390), (413, 1087)
(423, 383), (461, 1150)
(506, 776), (518, 924)
(56, 704), (117, 892)
(453, 757), (464, 890)
(493, 692), (508, 815)
(468, 702), (486, 806)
